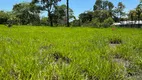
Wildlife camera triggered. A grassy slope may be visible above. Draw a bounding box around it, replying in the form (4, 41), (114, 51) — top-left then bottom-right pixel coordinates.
(0, 25), (142, 80)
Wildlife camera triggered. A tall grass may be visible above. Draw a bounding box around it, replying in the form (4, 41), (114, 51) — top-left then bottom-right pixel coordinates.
(0, 25), (142, 80)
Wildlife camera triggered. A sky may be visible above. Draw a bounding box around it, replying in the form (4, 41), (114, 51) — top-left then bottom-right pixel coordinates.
(0, 0), (140, 18)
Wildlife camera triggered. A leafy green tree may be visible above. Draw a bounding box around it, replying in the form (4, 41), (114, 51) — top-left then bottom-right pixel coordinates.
(79, 11), (93, 23)
(93, 0), (102, 10)
(102, 17), (114, 27)
(13, 2), (40, 25)
(7, 11), (20, 25)
(112, 2), (125, 22)
(117, 2), (125, 19)
(102, 0), (108, 10)
(80, 0), (114, 27)
(93, 10), (110, 22)
(53, 4), (75, 26)
(128, 10), (137, 21)
(94, 0), (114, 11)
(0, 11), (9, 24)
(108, 2), (114, 17)
(108, 2), (114, 11)
(136, 3), (142, 21)
(93, 0), (114, 22)
(32, 0), (61, 26)
(135, 0), (142, 27)
(128, 0), (142, 26)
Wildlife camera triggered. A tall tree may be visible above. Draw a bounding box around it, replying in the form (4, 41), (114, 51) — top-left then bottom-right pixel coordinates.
(136, 1), (142, 27)
(113, 2), (125, 22)
(136, 5), (141, 21)
(128, 10), (137, 21)
(0, 11), (9, 24)
(140, 0), (142, 20)
(108, 2), (114, 11)
(79, 11), (93, 23)
(53, 4), (74, 26)
(32, 0), (61, 26)
(102, 0), (108, 10)
(13, 2), (40, 25)
(93, 0), (114, 22)
(108, 2), (114, 17)
(117, 2), (125, 19)
(128, 0), (142, 23)
(93, 0), (103, 10)
(94, 0), (113, 11)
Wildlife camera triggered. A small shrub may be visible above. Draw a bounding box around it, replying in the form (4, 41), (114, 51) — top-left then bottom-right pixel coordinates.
(71, 20), (81, 27)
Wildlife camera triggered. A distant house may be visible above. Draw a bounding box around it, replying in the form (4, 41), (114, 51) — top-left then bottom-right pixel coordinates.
(113, 20), (142, 28)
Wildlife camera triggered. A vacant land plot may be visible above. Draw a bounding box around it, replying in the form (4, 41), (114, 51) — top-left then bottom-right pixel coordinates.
(0, 25), (142, 80)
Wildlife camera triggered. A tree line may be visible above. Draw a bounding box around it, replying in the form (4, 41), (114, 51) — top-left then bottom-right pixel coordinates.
(0, 0), (142, 27)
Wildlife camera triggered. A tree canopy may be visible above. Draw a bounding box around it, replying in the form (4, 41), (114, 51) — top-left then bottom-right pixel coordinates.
(32, 0), (61, 26)
(13, 2), (41, 25)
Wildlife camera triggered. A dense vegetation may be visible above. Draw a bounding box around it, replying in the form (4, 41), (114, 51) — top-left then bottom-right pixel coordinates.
(0, 25), (142, 80)
(0, 0), (142, 27)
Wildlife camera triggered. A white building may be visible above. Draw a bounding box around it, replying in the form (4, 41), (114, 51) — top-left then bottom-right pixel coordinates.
(113, 20), (142, 26)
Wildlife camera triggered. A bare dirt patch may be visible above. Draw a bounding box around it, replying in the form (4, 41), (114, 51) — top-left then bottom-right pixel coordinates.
(51, 52), (71, 64)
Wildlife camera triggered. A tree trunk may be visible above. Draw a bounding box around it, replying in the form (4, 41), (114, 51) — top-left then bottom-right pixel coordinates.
(119, 12), (121, 21)
(48, 11), (53, 27)
(66, 0), (69, 27)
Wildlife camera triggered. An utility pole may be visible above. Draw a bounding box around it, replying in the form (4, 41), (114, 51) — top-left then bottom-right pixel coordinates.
(67, 0), (69, 27)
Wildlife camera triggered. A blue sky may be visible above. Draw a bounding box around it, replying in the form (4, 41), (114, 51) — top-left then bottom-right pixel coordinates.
(0, 0), (140, 17)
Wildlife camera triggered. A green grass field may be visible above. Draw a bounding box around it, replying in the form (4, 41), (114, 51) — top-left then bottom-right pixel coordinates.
(0, 25), (142, 80)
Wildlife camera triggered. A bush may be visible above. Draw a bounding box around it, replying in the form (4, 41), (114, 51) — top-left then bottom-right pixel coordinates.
(102, 17), (114, 28)
(86, 18), (102, 28)
(40, 17), (49, 26)
(0, 11), (9, 24)
(7, 19), (13, 27)
(71, 20), (81, 27)
(79, 17), (114, 28)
